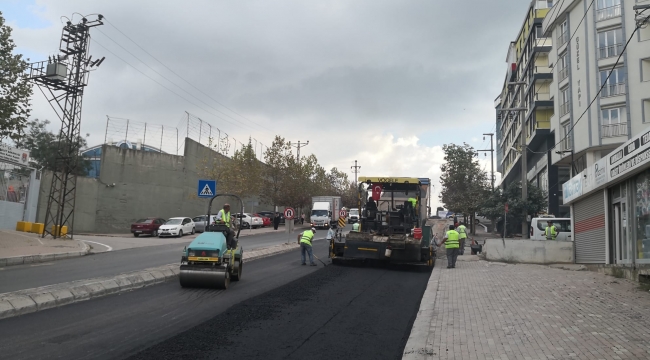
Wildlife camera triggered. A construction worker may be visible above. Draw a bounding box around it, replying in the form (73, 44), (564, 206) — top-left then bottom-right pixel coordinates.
(352, 222), (360, 232)
(297, 227), (317, 266)
(457, 222), (468, 255)
(545, 220), (557, 240)
(408, 197), (417, 209)
(327, 222), (337, 242)
(438, 225), (460, 269)
(215, 203), (236, 250)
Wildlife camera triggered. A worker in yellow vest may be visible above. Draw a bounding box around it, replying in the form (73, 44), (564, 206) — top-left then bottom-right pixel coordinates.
(215, 203), (236, 249)
(457, 223), (468, 255)
(438, 225), (460, 269)
(297, 227), (317, 266)
(545, 220), (557, 240)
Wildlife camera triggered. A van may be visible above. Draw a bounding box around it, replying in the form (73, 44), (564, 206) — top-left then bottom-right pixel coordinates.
(530, 217), (572, 241)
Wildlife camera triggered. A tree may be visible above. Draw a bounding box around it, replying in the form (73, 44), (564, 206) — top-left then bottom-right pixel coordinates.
(14, 119), (91, 175)
(439, 143), (490, 234)
(228, 138), (262, 200)
(479, 181), (547, 237)
(0, 12), (32, 142)
(261, 136), (293, 207)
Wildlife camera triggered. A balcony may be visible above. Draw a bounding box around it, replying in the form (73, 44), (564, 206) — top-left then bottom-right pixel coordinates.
(598, 44), (623, 59)
(560, 102), (570, 116)
(558, 67), (569, 81)
(596, 5), (621, 22)
(602, 122), (627, 138)
(600, 82), (626, 98)
(557, 31), (569, 47)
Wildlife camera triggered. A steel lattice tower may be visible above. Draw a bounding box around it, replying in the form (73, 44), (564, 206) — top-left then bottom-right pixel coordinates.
(26, 15), (105, 238)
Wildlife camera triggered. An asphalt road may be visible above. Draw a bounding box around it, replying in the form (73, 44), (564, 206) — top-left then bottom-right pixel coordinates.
(0, 240), (431, 360)
(0, 227), (345, 293)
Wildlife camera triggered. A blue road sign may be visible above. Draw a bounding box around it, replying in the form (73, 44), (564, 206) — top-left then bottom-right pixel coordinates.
(198, 180), (217, 198)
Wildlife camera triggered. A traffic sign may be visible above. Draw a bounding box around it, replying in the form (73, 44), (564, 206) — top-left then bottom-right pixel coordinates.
(198, 180), (217, 198)
(339, 209), (346, 218)
(284, 207), (295, 220)
(338, 217), (346, 228)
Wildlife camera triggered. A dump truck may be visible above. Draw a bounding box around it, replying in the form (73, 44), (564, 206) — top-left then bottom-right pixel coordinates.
(330, 177), (436, 268)
(179, 194), (244, 289)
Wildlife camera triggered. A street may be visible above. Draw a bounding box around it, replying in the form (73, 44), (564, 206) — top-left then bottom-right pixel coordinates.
(0, 227), (316, 293)
(0, 240), (431, 360)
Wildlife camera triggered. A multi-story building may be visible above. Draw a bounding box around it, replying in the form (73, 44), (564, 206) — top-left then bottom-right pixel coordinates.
(543, 0), (650, 268)
(496, 0), (564, 220)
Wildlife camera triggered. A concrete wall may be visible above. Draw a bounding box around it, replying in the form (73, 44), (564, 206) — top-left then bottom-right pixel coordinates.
(36, 138), (273, 234)
(484, 238), (574, 264)
(0, 201), (24, 230)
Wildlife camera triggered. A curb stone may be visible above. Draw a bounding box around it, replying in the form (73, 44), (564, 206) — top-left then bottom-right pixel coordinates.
(0, 241), (304, 320)
(0, 240), (91, 268)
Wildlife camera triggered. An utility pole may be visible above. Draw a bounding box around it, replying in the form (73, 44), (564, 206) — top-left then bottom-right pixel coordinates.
(291, 140), (309, 161)
(351, 160), (361, 183)
(26, 14), (105, 239)
(476, 133), (495, 190)
(497, 80), (529, 238)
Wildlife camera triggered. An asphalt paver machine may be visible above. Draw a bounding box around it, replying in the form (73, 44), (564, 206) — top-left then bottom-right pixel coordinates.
(179, 194), (244, 289)
(331, 177), (435, 268)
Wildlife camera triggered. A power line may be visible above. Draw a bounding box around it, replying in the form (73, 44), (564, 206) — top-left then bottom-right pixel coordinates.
(102, 18), (270, 131)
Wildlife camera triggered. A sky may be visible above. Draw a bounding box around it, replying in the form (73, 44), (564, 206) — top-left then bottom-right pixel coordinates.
(2, 0), (532, 210)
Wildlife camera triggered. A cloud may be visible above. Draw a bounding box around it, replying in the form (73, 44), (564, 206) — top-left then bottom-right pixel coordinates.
(6, 0), (527, 208)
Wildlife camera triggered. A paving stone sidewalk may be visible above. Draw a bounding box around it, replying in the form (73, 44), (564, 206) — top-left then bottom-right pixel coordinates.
(404, 256), (650, 360)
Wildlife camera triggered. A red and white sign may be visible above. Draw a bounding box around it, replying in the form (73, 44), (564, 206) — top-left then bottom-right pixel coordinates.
(339, 209), (346, 218)
(284, 207), (295, 220)
(371, 183), (383, 201)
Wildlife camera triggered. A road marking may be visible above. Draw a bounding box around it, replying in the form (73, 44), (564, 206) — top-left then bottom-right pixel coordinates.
(83, 240), (113, 252)
(30, 263), (53, 267)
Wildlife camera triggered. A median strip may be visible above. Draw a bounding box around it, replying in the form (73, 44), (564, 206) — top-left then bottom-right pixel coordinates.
(0, 241), (304, 320)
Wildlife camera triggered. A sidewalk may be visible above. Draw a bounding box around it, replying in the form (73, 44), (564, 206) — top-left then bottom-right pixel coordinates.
(0, 230), (88, 266)
(77, 222), (310, 238)
(403, 256), (650, 359)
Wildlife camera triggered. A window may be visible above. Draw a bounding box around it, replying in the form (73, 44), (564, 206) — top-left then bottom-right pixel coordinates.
(643, 58), (650, 81)
(600, 67), (626, 97)
(536, 0), (554, 9)
(537, 220), (571, 232)
(597, 28), (623, 59)
(601, 107), (627, 137)
(560, 88), (570, 115)
(644, 99), (650, 122)
(561, 121), (572, 150)
(641, 25), (650, 42)
(558, 21), (569, 46)
(573, 155), (587, 173)
(596, 0), (621, 21)
(558, 52), (569, 80)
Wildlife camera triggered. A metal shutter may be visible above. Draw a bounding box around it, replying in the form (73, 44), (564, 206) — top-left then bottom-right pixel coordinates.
(574, 192), (606, 264)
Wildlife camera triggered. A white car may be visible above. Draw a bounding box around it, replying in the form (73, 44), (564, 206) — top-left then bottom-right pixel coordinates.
(158, 217), (195, 238)
(234, 213), (263, 229)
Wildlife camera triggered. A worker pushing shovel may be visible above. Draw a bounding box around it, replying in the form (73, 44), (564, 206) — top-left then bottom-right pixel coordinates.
(296, 227), (327, 266)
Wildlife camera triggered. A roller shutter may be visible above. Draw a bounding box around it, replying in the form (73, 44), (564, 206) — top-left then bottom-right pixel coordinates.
(574, 192), (606, 264)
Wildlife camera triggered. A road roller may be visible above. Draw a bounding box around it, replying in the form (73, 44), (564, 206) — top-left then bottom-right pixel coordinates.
(179, 193), (244, 289)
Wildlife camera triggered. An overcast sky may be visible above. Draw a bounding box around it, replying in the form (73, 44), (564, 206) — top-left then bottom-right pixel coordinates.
(3, 0), (532, 210)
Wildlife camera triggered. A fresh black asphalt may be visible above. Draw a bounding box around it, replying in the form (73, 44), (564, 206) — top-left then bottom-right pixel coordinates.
(0, 240), (431, 360)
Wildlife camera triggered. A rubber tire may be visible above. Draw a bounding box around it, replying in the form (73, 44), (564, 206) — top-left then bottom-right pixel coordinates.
(191, 227), (195, 235)
(178, 230), (183, 238)
(231, 260), (243, 281)
(243, 222), (250, 229)
(152, 229), (158, 237)
(133, 233), (139, 237)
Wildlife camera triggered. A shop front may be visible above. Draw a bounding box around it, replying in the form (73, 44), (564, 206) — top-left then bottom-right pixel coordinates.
(564, 126), (650, 266)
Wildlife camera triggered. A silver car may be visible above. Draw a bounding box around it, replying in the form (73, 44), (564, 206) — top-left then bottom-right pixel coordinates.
(192, 215), (219, 233)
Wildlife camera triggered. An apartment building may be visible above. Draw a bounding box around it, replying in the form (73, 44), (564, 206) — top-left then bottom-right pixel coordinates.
(496, 0), (564, 220)
(542, 0), (650, 267)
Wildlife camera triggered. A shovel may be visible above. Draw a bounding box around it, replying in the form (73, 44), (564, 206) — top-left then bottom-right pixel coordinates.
(313, 253), (328, 267)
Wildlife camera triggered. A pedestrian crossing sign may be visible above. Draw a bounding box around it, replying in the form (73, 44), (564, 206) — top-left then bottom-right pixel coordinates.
(198, 180), (217, 198)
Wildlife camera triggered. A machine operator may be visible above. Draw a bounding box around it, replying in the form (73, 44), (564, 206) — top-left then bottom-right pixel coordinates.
(214, 203), (237, 250)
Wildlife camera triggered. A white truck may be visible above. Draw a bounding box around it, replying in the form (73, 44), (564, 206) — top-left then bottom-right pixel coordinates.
(310, 196), (342, 229)
(348, 208), (359, 224)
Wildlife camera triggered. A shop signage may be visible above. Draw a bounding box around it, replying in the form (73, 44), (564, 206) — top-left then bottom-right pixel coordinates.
(562, 175), (583, 203)
(0, 143), (30, 166)
(609, 128), (650, 181)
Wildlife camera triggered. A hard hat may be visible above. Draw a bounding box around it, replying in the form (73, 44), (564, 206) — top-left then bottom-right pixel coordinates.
(311, 227), (316, 232)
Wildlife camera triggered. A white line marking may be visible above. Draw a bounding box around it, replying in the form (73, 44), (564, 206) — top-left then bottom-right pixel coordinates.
(83, 240), (113, 252)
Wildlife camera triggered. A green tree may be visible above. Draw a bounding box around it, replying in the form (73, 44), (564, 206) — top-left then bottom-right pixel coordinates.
(228, 138), (262, 199)
(439, 143), (490, 234)
(14, 119), (91, 175)
(261, 136), (293, 207)
(479, 181), (547, 236)
(0, 12), (32, 142)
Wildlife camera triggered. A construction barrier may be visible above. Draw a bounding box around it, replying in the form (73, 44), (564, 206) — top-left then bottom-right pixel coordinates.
(51, 225), (69, 238)
(15, 221), (33, 232)
(31, 223), (45, 235)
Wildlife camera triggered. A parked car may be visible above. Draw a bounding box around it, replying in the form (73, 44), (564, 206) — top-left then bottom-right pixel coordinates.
(234, 213), (264, 229)
(254, 213), (272, 227)
(130, 217), (166, 237)
(192, 215), (219, 233)
(530, 217), (572, 241)
(257, 211), (285, 224)
(159, 217), (195, 238)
